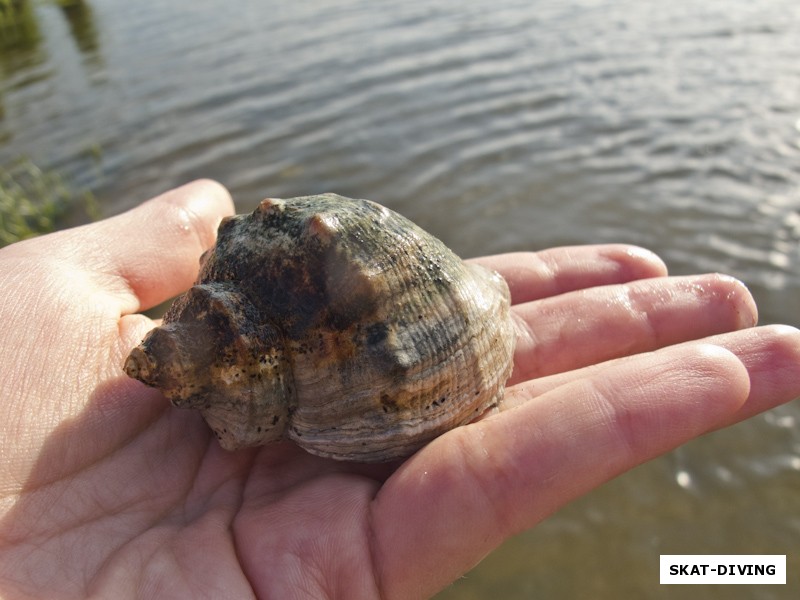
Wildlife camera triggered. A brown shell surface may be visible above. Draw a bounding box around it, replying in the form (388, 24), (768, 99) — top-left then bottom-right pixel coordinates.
(124, 194), (516, 461)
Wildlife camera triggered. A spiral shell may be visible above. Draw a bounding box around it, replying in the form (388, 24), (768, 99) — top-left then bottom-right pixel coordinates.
(124, 194), (516, 462)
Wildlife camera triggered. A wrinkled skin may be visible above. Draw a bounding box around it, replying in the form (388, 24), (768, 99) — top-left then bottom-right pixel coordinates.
(0, 180), (798, 599)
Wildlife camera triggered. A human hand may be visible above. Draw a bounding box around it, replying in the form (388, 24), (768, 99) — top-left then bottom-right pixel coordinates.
(0, 181), (798, 599)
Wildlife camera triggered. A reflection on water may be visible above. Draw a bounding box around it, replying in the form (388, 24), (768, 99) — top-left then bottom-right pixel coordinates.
(0, 0), (99, 62)
(0, 0), (101, 139)
(0, 0), (41, 124)
(1, 1), (799, 598)
(0, 1), (39, 53)
(58, 0), (100, 59)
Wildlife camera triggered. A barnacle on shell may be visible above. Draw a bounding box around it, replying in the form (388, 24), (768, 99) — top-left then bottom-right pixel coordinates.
(124, 194), (516, 462)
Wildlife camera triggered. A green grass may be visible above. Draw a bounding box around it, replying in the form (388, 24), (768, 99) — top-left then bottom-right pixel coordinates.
(0, 157), (99, 247)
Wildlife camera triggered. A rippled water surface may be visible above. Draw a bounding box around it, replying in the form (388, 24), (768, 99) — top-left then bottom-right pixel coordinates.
(2, 0), (799, 597)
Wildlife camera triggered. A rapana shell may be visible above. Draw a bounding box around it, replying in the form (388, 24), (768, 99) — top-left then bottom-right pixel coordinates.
(124, 194), (516, 461)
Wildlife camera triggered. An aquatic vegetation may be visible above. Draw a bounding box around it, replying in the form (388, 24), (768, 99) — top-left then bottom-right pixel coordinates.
(0, 157), (99, 247)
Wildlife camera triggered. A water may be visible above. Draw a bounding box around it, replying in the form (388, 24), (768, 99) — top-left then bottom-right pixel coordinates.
(2, 0), (799, 597)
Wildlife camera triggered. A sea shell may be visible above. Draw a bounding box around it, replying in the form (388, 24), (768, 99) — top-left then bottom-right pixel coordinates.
(124, 194), (516, 462)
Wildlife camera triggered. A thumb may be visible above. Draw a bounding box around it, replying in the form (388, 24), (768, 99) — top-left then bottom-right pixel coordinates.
(92, 179), (235, 313)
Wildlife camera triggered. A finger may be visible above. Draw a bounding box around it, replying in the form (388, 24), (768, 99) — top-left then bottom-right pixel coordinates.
(503, 325), (800, 423)
(373, 343), (751, 599)
(701, 325), (800, 427)
(470, 244), (667, 305)
(510, 273), (757, 384)
(94, 179), (235, 313)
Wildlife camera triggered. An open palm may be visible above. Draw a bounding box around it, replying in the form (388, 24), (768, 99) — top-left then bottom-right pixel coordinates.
(1, 181), (798, 599)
